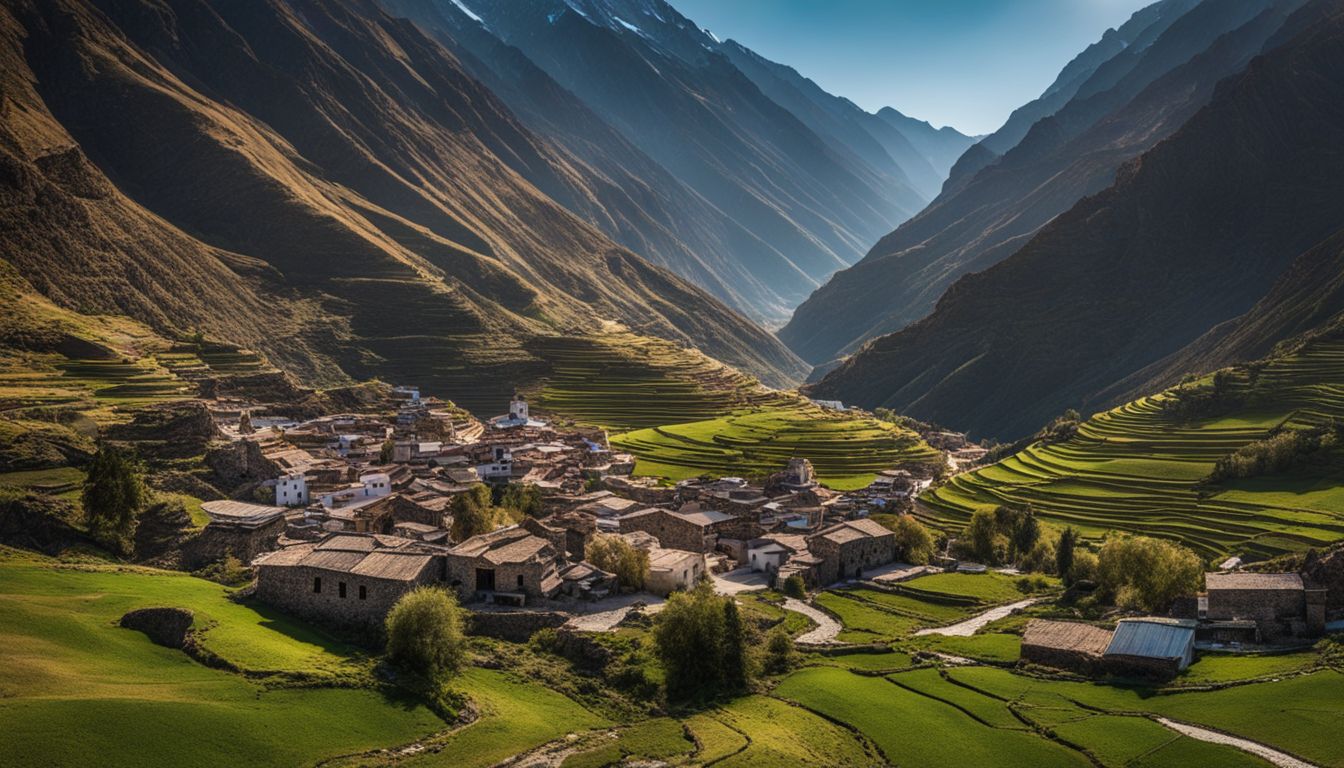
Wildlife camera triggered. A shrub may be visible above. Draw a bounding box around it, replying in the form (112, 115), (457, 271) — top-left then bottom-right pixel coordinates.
(1096, 536), (1202, 613)
(587, 533), (650, 591)
(498, 483), (543, 518)
(195, 553), (252, 586)
(1207, 423), (1341, 483)
(449, 484), (521, 541)
(1071, 550), (1099, 584)
(385, 587), (465, 680)
(962, 505), (1037, 565)
(887, 514), (936, 565)
(1019, 536), (1057, 575)
(82, 443), (147, 555)
(782, 573), (807, 599)
(762, 626), (796, 675)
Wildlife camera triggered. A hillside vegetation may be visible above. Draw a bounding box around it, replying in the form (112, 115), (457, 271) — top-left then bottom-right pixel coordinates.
(922, 332), (1344, 560)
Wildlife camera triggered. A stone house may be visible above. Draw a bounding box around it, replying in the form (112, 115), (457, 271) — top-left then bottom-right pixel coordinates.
(1020, 619), (1114, 675)
(645, 547), (706, 596)
(807, 518), (896, 585)
(616, 505), (735, 553)
(445, 526), (562, 606)
(253, 533), (443, 629)
(184, 500), (288, 568)
(1203, 572), (1325, 641)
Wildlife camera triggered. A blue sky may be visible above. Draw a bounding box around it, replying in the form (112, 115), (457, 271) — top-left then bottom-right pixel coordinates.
(673, 0), (1153, 135)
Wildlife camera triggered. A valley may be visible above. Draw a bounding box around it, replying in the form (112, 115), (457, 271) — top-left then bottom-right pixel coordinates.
(4, 0), (1344, 766)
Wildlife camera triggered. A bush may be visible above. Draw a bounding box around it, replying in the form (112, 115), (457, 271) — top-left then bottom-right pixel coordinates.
(1071, 550), (1099, 584)
(887, 514), (935, 565)
(961, 505), (1038, 565)
(385, 587), (465, 680)
(82, 443), (147, 555)
(782, 573), (807, 599)
(449, 484), (519, 542)
(1019, 536), (1057, 575)
(1096, 536), (1202, 612)
(653, 580), (750, 701)
(1207, 423), (1341, 483)
(498, 483), (543, 518)
(587, 533), (650, 591)
(195, 553), (252, 586)
(762, 626), (796, 675)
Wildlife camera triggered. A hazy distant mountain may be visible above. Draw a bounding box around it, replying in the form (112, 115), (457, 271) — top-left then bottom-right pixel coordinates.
(421, 0), (945, 324)
(781, 0), (1301, 365)
(0, 0), (808, 410)
(808, 0), (1344, 439)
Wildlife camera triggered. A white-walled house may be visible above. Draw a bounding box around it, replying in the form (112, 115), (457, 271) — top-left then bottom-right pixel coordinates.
(275, 473), (309, 507)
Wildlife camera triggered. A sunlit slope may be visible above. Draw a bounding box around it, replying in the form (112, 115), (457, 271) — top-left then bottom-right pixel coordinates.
(922, 335), (1344, 559)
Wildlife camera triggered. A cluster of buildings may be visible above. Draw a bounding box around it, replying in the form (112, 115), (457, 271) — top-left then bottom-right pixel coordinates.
(1021, 569), (1329, 679)
(189, 388), (936, 630)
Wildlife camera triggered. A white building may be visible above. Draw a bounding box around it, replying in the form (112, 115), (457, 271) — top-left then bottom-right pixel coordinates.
(490, 394), (548, 429)
(275, 473), (308, 507)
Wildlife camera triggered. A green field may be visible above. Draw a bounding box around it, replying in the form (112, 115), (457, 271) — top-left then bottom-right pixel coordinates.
(922, 337), (1344, 559)
(613, 402), (940, 489)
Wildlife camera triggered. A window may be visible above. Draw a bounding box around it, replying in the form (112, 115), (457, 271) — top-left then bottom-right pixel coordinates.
(313, 577), (322, 593)
(516, 574), (524, 589)
(338, 581), (347, 598)
(359, 585), (367, 600)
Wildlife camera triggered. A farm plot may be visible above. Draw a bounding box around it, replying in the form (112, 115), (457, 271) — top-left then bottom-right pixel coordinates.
(922, 338), (1344, 559)
(614, 403), (939, 490)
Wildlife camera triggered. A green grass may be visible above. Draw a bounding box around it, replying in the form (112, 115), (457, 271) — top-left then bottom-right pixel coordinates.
(810, 649), (915, 672)
(1177, 651), (1320, 684)
(683, 712), (749, 763)
(709, 695), (881, 767)
(922, 337), (1344, 560)
(901, 571), (1052, 603)
(0, 551), (443, 768)
(615, 402), (939, 489)
(774, 667), (1088, 767)
(560, 718), (692, 768)
(910, 632), (1023, 663)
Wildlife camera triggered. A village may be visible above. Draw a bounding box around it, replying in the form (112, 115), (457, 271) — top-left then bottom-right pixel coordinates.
(186, 385), (1338, 684)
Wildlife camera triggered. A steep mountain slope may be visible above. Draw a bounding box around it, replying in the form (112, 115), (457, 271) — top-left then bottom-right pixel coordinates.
(0, 0), (806, 413)
(872, 108), (979, 182)
(448, 0), (928, 315)
(781, 0), (1298, 364)
(808, 1), (1344, 439)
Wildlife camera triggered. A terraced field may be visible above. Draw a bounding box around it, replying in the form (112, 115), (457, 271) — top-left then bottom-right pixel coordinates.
(613, 403), (940, 490)
(922, 338), (1344, 559)
(530, 331), (784, 431)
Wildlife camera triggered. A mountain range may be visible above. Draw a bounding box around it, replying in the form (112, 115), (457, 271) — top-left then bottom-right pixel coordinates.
(807, 0), (1344, 439)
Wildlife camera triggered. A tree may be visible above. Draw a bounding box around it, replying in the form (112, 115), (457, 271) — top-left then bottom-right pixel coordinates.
(720, 599), (748, 692)
(781, 573), (807, 599)
(1056, 527), (1078, 585)
(450, 484), (495, 542)
(498, 483), (543, 518)
(888, 514), (936, 565)
(385, 587), (465, 680)
(379, 438), (395, 464)
(82, 443), (146, 555)
(1010, 507), (1040, 562)
(653, 580), (750, 701)
(1096, 536), (1203, 612)
(762, 626), (796, 675)
(586, 533), (650, 591)
(963, 509), (1003, 564)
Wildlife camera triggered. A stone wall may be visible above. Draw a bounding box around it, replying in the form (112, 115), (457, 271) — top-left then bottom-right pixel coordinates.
(182, 515), (286, 569)
(445, 553), (555, 603)
(1206, 587), (1306, 640)
(618, 510), (719, 553)
(809, 534), (896, 586)
(467, 610), (568, 642)
(120, 607), (194, 649)
(255, 560), (438, 629)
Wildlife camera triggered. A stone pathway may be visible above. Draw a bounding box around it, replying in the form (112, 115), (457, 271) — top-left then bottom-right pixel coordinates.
(784, 598), (841, 645)
(1155, 718), (1318, 768)
(564, 594), (665, 632)
(913, 598), (1039, 637)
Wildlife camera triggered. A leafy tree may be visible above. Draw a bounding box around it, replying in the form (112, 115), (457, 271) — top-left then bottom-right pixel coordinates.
(762, 626), (796, 675)
(586, 533), (650, 591)
(781, 573), (807, 599)
(1010, 507), (1040, 561)
(653, 580), (750, 701)
(379, 438), (395, 464)
(498, 483), (543, 518)
(385, 587), (465, 680)
(887, 514), (936, 565)
(721, 599), (748, 692)
(450, 484), (495, 542)
(1071, 550), (1099, 584)
(963, 508), (1005, 564)
(1056, 527), (1078, 585)
(81, 443), (146, 555)
(1097, 536), (1203, 612)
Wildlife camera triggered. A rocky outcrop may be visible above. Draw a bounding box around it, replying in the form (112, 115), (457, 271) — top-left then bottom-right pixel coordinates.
(205, 440), (281, 492)
(119, 607), (194, 649)
(105, 402), (221, 459)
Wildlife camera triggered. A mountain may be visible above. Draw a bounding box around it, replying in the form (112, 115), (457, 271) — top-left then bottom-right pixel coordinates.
(780, 0), (1299, 365)
(0, 0), (808, 412)
(873, 108), (980, 182)
(423, 0), (937, 323)
(807, 0), (1344, 440)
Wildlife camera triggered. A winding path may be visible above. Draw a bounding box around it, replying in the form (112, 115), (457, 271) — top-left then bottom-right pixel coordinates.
(913, 598), (1039, 637)
(785, 598), (842, 645)
(1154, 718), (1318, 768)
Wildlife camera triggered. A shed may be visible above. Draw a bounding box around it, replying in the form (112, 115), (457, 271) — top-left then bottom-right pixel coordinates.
(1020, 619), (1113, 674)
(1103, 618), (1196, 678)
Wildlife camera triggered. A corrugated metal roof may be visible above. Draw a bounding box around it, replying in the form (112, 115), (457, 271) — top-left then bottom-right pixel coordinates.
(1105, 618), (1195, 660)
